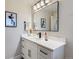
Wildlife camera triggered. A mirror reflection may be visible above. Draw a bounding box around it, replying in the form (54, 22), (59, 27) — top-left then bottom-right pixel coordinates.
(33, 1), (59, 32)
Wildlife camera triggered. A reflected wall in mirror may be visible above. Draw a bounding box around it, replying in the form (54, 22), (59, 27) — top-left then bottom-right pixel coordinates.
(32, 1), (59, 32)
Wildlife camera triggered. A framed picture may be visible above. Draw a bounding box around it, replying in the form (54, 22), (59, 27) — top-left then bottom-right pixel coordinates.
(41, 18), (46, 28)
(5, 11), (17, 27)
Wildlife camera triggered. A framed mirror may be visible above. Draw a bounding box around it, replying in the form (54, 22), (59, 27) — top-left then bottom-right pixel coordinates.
(32, 1), (59, 32)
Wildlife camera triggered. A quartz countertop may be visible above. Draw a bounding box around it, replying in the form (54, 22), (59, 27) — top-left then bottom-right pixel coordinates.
(21, 34), (66, 51)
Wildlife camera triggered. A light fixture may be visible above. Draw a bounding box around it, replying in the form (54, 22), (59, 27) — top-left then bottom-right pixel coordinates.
(33, 5), (37, 10)
(37, 2), (41, 9)
(41, 0), (45, 6)
(33, 0), (52, 11)
(45, 0), (50, 4)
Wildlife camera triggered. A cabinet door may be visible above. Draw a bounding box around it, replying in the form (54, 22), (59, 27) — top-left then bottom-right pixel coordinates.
(39, 54), (47, 59)
(21, 48), (27, 59)
(21, 38), (37, 59)
(26, 46), (37, 59)
(38, 45), (51, 59)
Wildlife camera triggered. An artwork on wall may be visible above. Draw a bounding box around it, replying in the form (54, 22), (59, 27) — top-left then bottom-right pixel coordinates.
(5, 11), (17, 27)
(41, 18), (46, 28)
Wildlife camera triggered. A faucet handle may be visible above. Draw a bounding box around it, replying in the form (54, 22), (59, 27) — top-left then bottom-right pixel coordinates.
(37, 32), (41, 38)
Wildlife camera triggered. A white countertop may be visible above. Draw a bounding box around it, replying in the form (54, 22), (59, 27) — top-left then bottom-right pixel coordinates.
(21, 34), (66, 51)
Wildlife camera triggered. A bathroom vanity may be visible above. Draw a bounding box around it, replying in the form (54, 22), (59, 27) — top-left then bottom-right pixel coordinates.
(21, 1), (66, 59)
(21, 34), (66, 59)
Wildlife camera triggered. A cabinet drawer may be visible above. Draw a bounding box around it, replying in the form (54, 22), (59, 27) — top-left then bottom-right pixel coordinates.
(21, 38), (26, 48)
(22, 38), (37, 48)
(38, 45), (51, 55)
(38, 45), (51, 59)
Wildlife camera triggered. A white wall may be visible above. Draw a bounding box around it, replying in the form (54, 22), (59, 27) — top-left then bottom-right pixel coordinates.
(5, 0), (32, 59)
(33, 0), (73, 59)
(59, 0), (73, 59)
(5, 0), (73, 59)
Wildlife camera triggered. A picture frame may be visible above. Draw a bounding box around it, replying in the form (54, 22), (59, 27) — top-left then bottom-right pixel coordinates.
(5, 11), (17, 27)
(41, 18), (46, 28)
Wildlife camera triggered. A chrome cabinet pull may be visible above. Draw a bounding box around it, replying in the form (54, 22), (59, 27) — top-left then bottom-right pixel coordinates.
(40, 50), (48, 55)
(28, 49), (31, 57)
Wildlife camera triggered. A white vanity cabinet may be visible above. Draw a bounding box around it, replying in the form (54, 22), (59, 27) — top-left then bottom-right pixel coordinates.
(21, 38), (38, 59)
(21, 34), (66, 59)
(21, 38), (64, 59)
(37, 45), (64, 59)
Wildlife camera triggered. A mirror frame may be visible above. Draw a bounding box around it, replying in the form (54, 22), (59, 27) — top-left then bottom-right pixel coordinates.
(31, 1), (59, 32)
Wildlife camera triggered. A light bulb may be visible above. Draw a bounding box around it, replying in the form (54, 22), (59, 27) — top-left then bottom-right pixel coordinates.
(45, 0), (50, 3)
(33, 5), (37, 10)
(37, 3), (40, 8)
(41, 0), (45, 6)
